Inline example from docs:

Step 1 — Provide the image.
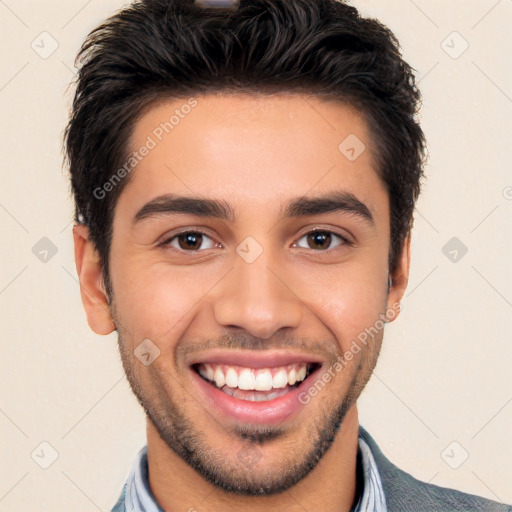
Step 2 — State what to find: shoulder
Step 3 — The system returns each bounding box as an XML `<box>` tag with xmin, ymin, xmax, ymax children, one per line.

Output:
<box><xmin>359</xmin><ymin>427</ymin><xmax>511</xmax><ymax>512</ymax></box>
<box><xmin>379</xmin><ymin>460</ymin><xmax>510</xmax><ymax>512</ymax></box>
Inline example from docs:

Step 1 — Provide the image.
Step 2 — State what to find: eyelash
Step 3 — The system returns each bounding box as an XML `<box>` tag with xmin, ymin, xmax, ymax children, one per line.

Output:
<box><xmin>158</xmin><ymin>229</ymin><xmax>353</xmax><ymax>253</ymax></box>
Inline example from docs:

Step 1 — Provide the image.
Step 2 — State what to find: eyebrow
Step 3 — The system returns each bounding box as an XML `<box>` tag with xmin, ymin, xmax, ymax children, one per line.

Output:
<box><xmin>282</xmin><ymin>191</ymin><xmax>374</xmax><ymax>225</ymax></box>
<box><xmin>134</xmin><ymin>194</ymin><xmax>235</xmax><ymax>223</ymax></box>
<box><xmin>133</xmin><ymin>191</ymin><xmax>374</xmax><ymax>226</ymax></box>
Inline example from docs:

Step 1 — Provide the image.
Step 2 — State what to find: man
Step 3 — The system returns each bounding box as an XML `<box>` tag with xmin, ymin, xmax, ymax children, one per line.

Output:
<box><xmin>65</xmin><ymin>0</ymin><xmax>510</xmax><ymax>510</ymax></box>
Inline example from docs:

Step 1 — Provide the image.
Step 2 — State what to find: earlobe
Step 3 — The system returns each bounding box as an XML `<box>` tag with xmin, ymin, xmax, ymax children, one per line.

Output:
<box><xmin>72</xmin><ymin>224</ymin><xmax>116</xmax><ymax>335</ymax></box>
<box><xmin>385</xmin><ymin>235</ymin><xmax>411</xmax><ymax>322</ymax></box>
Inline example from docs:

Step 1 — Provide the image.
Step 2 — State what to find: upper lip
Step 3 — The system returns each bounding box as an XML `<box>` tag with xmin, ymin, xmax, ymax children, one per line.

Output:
<box><xmin>188</xmin><ymin>350</ymin><xmax>324</xmax><ymax>369</ymax></box>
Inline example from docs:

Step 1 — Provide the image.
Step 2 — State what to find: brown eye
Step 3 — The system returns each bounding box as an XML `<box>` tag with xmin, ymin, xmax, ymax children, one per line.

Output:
<box><xmin>177</xmin><ymin>232</ymin><xmax>203</xmax><ymax>250</ymax></box>
<box><xmin>161</xmin><ymin>231</ymin><xmax>217</xmax><ymax>252</ymax></box>
<box><xmin>295</xmin><ymin>230</ymin><xmax>349</xmax><ymax>251</ymax></box>
<box><xmin>307</xmin><ymin>231</ymin><xmax>332</xmax><ymax>250</ymax></box>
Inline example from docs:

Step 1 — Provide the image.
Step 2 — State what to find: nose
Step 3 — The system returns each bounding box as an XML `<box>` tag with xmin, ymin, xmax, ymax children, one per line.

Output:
<box><xmin>212</xmin><ymin>250</ymin><xmax>304</xmax><ymax>340</ymax></box>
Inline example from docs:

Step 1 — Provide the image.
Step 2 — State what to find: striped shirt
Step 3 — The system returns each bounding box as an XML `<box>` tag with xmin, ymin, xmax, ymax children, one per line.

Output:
<box><xmin>118</xmin><ymin>431</ymin><xmax>387</xmax><ymax>512</ymax></box>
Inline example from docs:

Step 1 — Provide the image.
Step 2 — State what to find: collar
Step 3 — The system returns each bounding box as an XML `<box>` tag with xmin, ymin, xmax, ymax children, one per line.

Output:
<box><xmin>118</xmin><ymin>426</ymin><xmax>387</xmax><ymax>512</ymax></box>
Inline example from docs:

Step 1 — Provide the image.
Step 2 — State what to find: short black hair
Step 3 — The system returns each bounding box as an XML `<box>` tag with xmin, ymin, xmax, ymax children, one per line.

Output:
<box><xmin>64</xmin><ymin>0</ymin><xmax>426</xmax><ymax>293</ymax></box>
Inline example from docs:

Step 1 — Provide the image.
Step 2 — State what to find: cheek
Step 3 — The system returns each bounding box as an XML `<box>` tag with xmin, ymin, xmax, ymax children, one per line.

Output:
<box><xmin>110</xmin><ymin>257</ymin><xmax>210</xmax><ymax>346</ymax></box>
<box><xmin>295</xmin><ymin>261</ymin><xmax>387</xmax><ymax>349</ymax></box>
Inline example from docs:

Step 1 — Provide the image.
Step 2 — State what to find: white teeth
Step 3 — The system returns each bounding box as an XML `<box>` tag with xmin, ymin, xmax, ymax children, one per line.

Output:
<box><xmin>272</xmin><ymin>369</ymin><xmax>288</xmax><ymax>389</ymax></box>
<box><xmin>221</xmin><ymin>386</ymin><xmax>290</xmax><ymax>402</ymax></box>
<box><xmin>238</xmin><ymin>369</ymin><xmax>256</xmax><ymax>390</ymax></box>
<box><xmin>222</xmin><ymin>385</ymin><xmax>234</xmax><ymax>397</ymax></box>
<box><xmin>225</xmin><ymin>367</ymin><xmax>238</xmax><ymax>388</ymax></box>
<box><xmin>213</xmin><ymin>367</ymin><xmax>225</xmax><ymax>388</ymax></box>
<box><xmin>266</xmin><ymin>390</ymin><xmax>283</xmax><ymax>400</ymax></box>
<box><xmin>296</xmin><ymin>365</ymin><xmax>307</xmax><ymax>382</ymax></box>
<box><xmin>198</xmin><ymin>366</ymin><xmax>208</xmax><ymax>379</ymax></box>
<box><xmin>204</xmin><ymin>364</ymin><xmax>214</xmax><ymax>381</ymax></box>
<box><xmin>255</xmin><ymin>370</ymin><xmax>273</xmax><ymax>391</ymax></box>
<box><xmin>198</xmin><ymin>362</ymin><xmax>312</xmax><ymax>392</ymax></box>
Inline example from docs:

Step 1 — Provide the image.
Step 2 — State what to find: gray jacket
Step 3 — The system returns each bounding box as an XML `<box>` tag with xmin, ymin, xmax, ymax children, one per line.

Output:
<box><xmin>111</xmin><ymin>427</ymin><xmax>511</xmax><ymax>511</ymax></box>
<box><xmin>359</xmin><ymin>427</ymin><xmax>510</xmax><ymax>512</ymax></box>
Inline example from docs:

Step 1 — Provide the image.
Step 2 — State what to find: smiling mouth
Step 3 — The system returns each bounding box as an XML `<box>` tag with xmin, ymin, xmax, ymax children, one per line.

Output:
<box><xmin>192</xmin><ymin>362</ymin><xmax>321</xmax><ymax>402</ymax></box>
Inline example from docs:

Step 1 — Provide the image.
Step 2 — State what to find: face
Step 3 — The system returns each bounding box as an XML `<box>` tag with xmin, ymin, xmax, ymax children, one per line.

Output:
<box><xmin>75</xmin><ymin>93</ymin><xmax>409</xmax><ymax>495</ymax></box>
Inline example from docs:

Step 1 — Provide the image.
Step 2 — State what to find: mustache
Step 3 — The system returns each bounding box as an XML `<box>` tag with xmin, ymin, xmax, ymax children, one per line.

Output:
<box><xmin>177</xmin><ymin>332</ymin><xmax>341</xmax><ymax>360</ymax></box>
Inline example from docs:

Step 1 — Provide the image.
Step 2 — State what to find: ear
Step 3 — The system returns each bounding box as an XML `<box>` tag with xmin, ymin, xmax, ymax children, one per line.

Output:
<box><xmin>385</xmin><ymin>234</ymin><xmax>411</xmax><ymax>322</ymax></box>
<box><xmin>72</xmin><ymin>224</ymin><xmax>115</xmax><ymax>335</ymax></box>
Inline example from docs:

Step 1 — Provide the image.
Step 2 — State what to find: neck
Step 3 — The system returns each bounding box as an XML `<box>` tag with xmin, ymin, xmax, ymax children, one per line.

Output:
<box><xmin>147</xmin><ymin>405</ymin><xmax>360</xmax><ymax>512</ymax></box>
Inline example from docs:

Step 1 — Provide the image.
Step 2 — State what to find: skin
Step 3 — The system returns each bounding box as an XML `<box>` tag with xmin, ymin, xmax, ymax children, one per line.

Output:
<box><xmin>73</xmin><ymin>94</ymin><xmax>410</xmax><ymax>512</ymax></box>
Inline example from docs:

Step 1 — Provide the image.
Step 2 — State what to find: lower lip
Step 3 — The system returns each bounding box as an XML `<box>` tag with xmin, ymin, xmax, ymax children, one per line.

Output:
<box><xmin>190</xmin><ymin>366</ymin><xmax>321</xmax><ymax>425</ymax></box>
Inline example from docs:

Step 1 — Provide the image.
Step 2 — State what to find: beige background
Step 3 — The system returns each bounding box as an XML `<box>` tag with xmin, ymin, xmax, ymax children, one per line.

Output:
<box><xmin>1</xmin><ymin>0</ymin><xmax>511</xmax><ymax>510</ymax></box>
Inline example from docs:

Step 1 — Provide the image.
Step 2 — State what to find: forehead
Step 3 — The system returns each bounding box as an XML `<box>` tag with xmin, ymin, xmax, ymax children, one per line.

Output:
<box><xmin>121</xmin><ymin>93</ymin><xmax>387</xmax><ymax>220</ymax></box>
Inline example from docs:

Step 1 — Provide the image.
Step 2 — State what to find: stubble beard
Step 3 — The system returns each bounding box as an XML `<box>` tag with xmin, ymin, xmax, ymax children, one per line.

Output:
<box><xmin>114</xmin><ymin>322</ymin><xmax>382</xmax><ymax>496</ymax></box>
